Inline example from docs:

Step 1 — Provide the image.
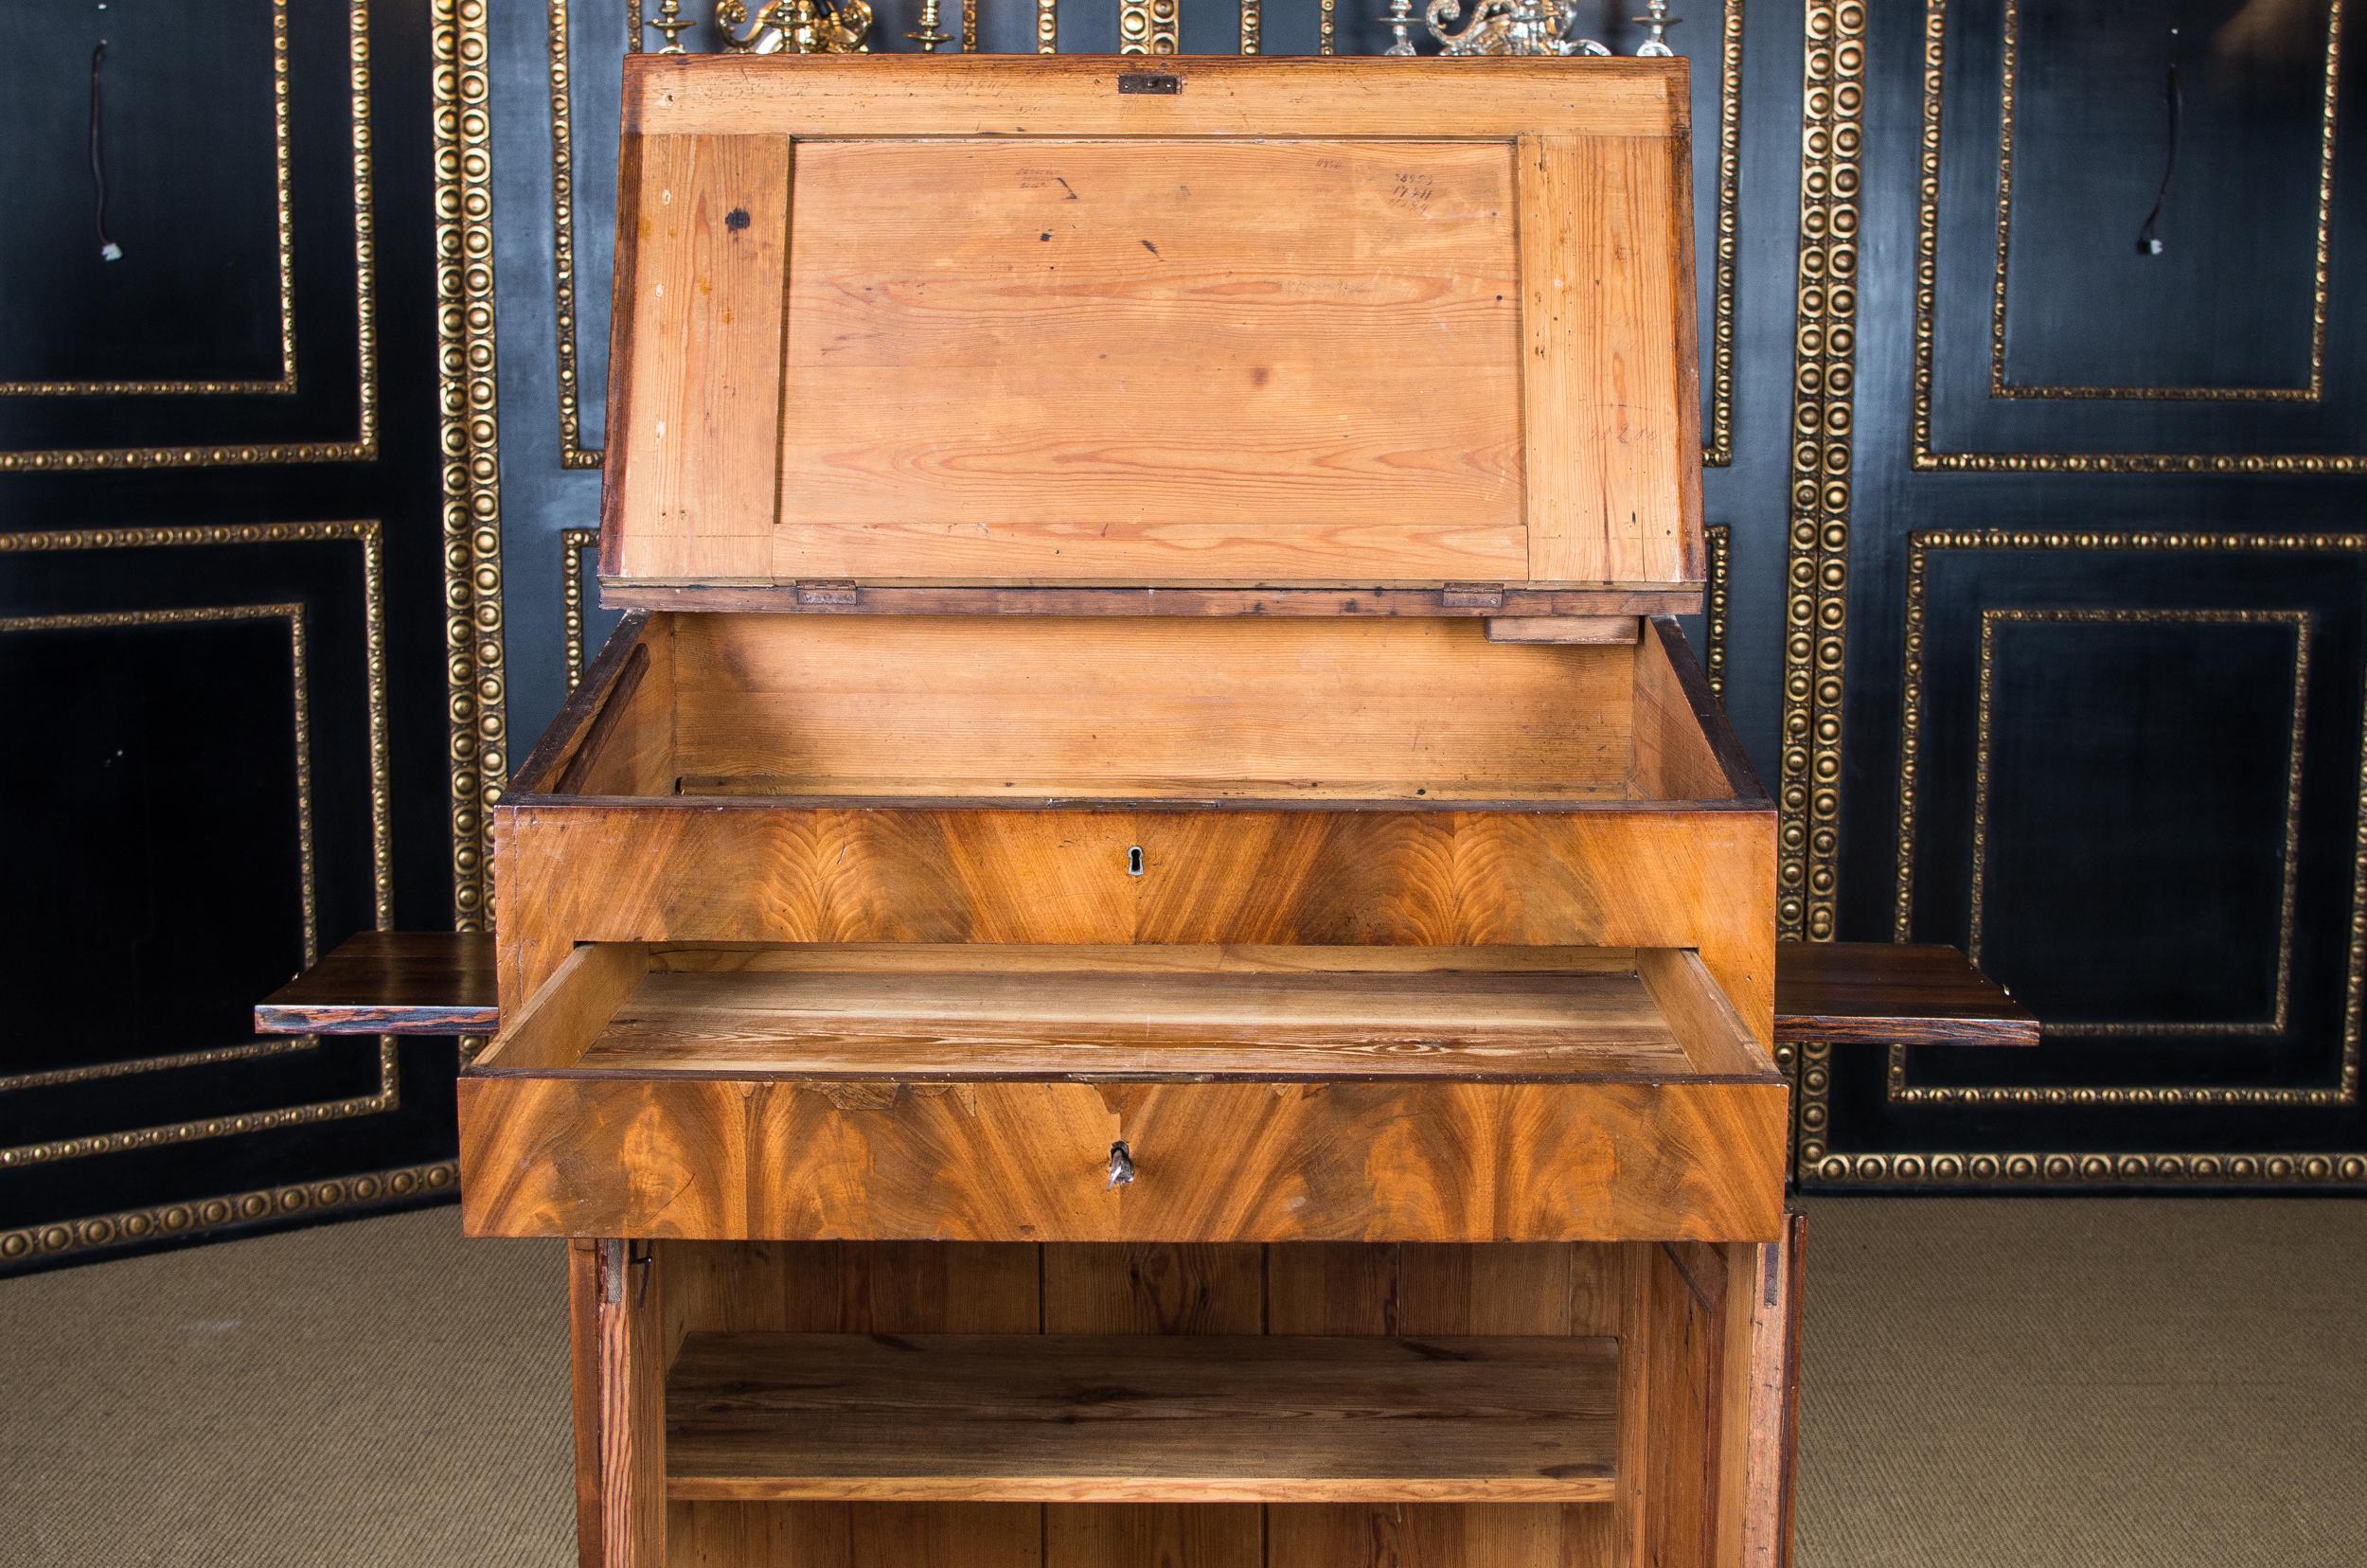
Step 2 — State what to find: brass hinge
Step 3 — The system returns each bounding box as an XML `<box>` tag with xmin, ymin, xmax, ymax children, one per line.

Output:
<box><xmin>796</xmin><ymin>579</ymin><xmax>861</xmax><ymax>607</ymax></box>
<box><xmin>598</xmin><ymin>1238</ymin><xmax>652</xmax><ymax>1306</ymax></box>
<box><xmin>1441</xmin><ymin>583</ymin><xmax>1506</xmax><ymax>611</ymax></box>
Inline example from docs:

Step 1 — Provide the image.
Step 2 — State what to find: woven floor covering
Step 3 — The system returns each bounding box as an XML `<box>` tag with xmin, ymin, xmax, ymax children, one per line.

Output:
<box><xmin>2</xmin><ymin>1197</ymin><xmax>2360</xmax><ymax>1566</ymax></box>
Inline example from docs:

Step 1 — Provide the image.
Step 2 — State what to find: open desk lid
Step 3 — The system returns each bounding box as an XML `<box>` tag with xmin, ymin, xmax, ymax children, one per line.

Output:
<box><xmin>599</xmin><ymin>55</ymin><xmax>1703</xmax><ymax>615</ymax></box>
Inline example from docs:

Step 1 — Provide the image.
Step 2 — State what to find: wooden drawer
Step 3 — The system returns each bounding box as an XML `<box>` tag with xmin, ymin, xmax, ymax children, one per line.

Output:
<box><xmin>493</xmin><ymin>612</ymin><xmax>1777</xmax><ymax>1030</ymax></box>
<box><xmin>457</xmin><ymin>942</ymin><xmax>1788</xmax><ymax>1244</ymax></box>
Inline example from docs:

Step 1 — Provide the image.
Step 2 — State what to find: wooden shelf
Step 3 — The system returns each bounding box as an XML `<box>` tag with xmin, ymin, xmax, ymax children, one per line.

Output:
<box><xmin>664</xmin><ymin>1331</ymin><xmax>1619</xmax><ymax>1505</ymax></box>
<box><xmin>253</xmin><ymin>931</ymin><xmax>499</xmax><ymax>1036</ymax></box>
<box><xmin>1773</xmin><ymin>941</ymin><xmax>2038</xmax><ymax>1048</ymax></box>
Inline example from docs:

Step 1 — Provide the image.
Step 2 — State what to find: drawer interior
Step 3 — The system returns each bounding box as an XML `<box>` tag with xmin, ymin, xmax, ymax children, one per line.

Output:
<box><xmin>528</xmin><ymin>613</ymin><xmax>1758</xmax><ymax>806</ymax></box>
<box><xmin>470</xmin><ymin>942</ymin><xmax>1774</xmax><ymax>1083</ymax></box>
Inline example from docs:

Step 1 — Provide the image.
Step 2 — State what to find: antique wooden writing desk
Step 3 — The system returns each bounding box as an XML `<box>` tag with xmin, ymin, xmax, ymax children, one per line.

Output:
<box><xmin>259</xmin><ymin>52</ymin><xmax>2052</xmax><ymax>1568</ymax></box>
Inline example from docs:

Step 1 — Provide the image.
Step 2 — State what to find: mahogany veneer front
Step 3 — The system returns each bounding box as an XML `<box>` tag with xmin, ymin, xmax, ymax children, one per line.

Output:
<box><xmin>459</xmin><ymin>943</ymin><xmax>1787</xmax><ymax>1244</ymax></box>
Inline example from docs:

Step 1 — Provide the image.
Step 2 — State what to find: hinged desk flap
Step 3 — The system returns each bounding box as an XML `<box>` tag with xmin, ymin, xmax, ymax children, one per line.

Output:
<box><xmin>600</xmin><ymin>55</ymin><xmax>1703</xmax><ymax>612</ymax></box>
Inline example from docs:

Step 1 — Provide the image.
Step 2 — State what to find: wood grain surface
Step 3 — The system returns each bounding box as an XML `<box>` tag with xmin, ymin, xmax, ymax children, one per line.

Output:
<box><xmin>492</xmin><ymin>799</ymin><xmax>1776</xmax><ymax>1038</ymax></box>
<box><xmin>557</xmin><ymin>948</ymin><xmax>1763</xmax><ymax>1082</ymax></box>
<box><xmin>1771</xmin><ymin>942</ymin><xmax>2038</xmax><ymax>1048</ymax></box>
<box><xmin>667</xmin><ymin>613</ymin><xmax>1638</xmax><ymax>801</ymax></box>
<box><xmin>624</xmin><ymin>54</ymin><xmax>1687</xmax><ymax>141</ymax></box>
<box><xmin>775</xmin><ymin>139</ymin><xmax>1523</xmax><ymax>585</ymax></box>
<box><xmin>602</xmin><ymin>135</ymin><xmax>790</xmax><ymax>582</ymax></box>
<box><xmin>662</xmin><ymin>1239</ymin><xmax>1043</xmax><ymax>1566</ymax></box>
<box><xmin>599</xmin><ymin>56</ymin><xmax>1702</xmax><ymax>602</ymax></box>
<box><xmin>460</xmin><ymin>941</ymin><xmax>1787</xmax><ymax>1248</ymax></box>
<box><xmin>666</xmin><ymin>1332</ymin><xmax>1617</xmax><ymax>1504</ymax></box>
<box><xmin>251</xmin><ymin>931</ymin><xmax>498</xmax><ymax>1035</ymax></box>
<box><xmin>643</xmin><ymin>1236</ymin><xmax>1799</xmax><ymax>1567</ymax></box>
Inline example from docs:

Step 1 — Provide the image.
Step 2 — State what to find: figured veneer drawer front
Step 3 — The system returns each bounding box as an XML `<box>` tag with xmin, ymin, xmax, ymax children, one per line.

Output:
<box><xmin>456</xmin><ymin>944</ymin><xmax>1789</xmax><ymax>1244</ymax></box>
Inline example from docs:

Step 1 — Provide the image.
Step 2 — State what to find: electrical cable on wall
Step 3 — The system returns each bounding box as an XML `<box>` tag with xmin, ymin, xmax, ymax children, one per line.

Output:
<box><xmin>92</xmin><ymin>40</ymin><xmax>123</xmax><ymax>262</ymax></box>
<box><xmin>2137</xmin><ymin>29</ymin><xmax>2181</xmax><ymax>256</ymax></box>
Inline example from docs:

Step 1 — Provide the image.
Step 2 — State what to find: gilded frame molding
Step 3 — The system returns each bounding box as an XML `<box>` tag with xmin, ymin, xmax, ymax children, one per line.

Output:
<box><xmin>562</xmin><ymin>526</ymin><xmax>599</xmax><ymax>686</ymax></box>
<box><xmin>1985</xmin><ymin>0</ymin><xmax>2339</xmax><ymax>403</ymax></box>
<box><xmin>548</xmin><ymin>0</ymin><xmax>602</xmax><ymax>468</ymax></box>
<box><xmin>1703</xmin><ymin>522</ymin><xmax>1732</xmax><ymax>702</ymax></box>
<box><xmin>1798</xmin><ymin>530</ymin><xmax>2367</xmax><ymax>1188</ymax></box>
<box><xmin>1892</xmin><ymin>603</ymin><xmax>2323</xmax><ymax>1107</ymax></box>
<box><xmin>1120</xmin><ymin>0</ymin><xmax>1181</xmax><ymax>52</ymax></box>
<box><xmin>0</xmin><ymin>522</ymin><xmax>398</xmax><ymax>1167</ymax></box>
<box><xmin>436</xmin><ymin>0</ymin><xmax>511</xmax><ymax>932</ymax></box>
<box><xmin>0</xmin><ymin>1160</ymin><xmax>458</xmax><ymax>1270</ymax></box>
<box><xmin>1911</xmin><ymin>0</ymin><xmax>2365</xmax><ymax>473</ymax></box>
<box><xmin>544</xmin><ymin>0</ymin><xmax>1741</xmax><ymax>465</ymax></box>
<box><xmin>0</xmin><ymin>0</ymin><xmax>380</xmax><ymax>472</ymax></box>
<box><xmin>0</xmin><ymin>0</ymin><xmax>297</xmax><ymax>399</ymax></box>
<box><xmin>1777</xmin><ymin>0</ymin><xmax>1863</xmax><ymax>966</ymax></box>
<box><xmin>1960</xmin><ymin>610</ymin><xmax>2306</xmax><ymax>1045</ymax></box>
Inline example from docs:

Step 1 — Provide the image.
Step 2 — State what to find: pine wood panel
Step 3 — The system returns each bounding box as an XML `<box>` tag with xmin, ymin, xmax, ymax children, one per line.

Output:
<box><xmin>663</xmin><ymin>1240</ymin><xmax>1042</xmax><ymax>1567</ymax></box>
<box><xmin>1041</xmin><ymin>1243</ymin><xmax>1265</xmax><ymax>1567</ymax></box>
<box><xmin>583</xmin><ymin>1242</ymin><xmax>666</xmax><ymax>1568</ymax></box>
<box><xmin>667</xmin><ymin>614</ymin><xmax>1635</xmax><ymax>801</ymax></box>
<box><xmin>773</xmin><ymin>138</ymin><xmax>1522</xmax><ymax>585</ymax></box>
<box><xmin>1519</xmin><ymin>135</ymin><xmax>1700</xmax><ymax>587</ymax></box>
<box><xmin>1262</xmin><ymin>1243</ymin><xmax>1623</xmax><ymax>1567</ymax></box>
<box><xmin>599</xmin><ymin>57</ymin><xmax>1702</xmax><ymax>602</ymax></box>
<box><xmin>666</xmin><ymin>1332</ymin><xmax>1618</xmax><ymax>1503</ymax></box>
<box><xmin>602</xmin><ymin>135</ymin><xmax>790</xmax><ymax>582</ymax></box>
<box><xmin>1631</xmin><ymin>616</ymin><xmax>1752</xmax><ymax>801</ymax></box>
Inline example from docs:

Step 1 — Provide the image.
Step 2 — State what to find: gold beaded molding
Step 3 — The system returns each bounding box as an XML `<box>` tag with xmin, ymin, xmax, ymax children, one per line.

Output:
<box><xmin>562</xmin><ymin>526</ymin><xmax>599</xmax><ymax>688</ymax></box>
<box><xmin>0</xmin><ymin>0</ymin><xmax>378</xmax><ymax>471</ymax></box>
<box><xmin>0</xmin><ymin>1162</ymin><xmax>458</xmax><ymax>1270</ymax></box>
<box><xmin>1778</xmin><ymin>0</ymin><xmax>1863</xmax><ymax>954</ymax></box>
<box><xmin>1120</xmin><ymin>0</ymin><xmax>1180</xmax><ymax>52</ymax></box>
<box><xmin>1702</xmin><ymin>0</ymin><xmax>1743</xmax><ymax>466</ymax></box>
<box><xmin>1702</xmin><ymin>524</ymin><xmax>1732</xmax><ymax>703</ymax></box>
<box><xmin>546</xmin><ymin>0</ymin><xmax>601</xmax><ymax>467</ymax></box>
<box><xmin>435</xmin><ymin>0</ymin><xmax>510</xmax><ymax>931</ymax></box>
<box><xmin>1810</xmin><ymin>1149</ymin><xmax>2367</xmax><ymax>1188</ymax></box>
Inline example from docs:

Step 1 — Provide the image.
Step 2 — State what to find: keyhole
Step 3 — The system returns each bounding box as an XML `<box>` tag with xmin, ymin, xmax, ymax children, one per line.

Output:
<box><xmin>1128</xmin><ymin>845</ymin><xmax>1145</xmax><ymax>877</ymax></box>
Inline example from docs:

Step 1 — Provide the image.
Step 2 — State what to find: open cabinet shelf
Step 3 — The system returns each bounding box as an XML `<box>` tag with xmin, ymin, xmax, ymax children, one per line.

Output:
<box><xmin>665</xmin><ymin>1330</ymin><xmax>1620</xmax><ymax>1505</ymax></box>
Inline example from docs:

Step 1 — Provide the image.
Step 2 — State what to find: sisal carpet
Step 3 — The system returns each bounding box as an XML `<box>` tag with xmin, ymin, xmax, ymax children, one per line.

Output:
<box><xmin>1</xmin><ymin>1198</ymin><xmax>2360</xmax><ymax>1566</ymax></box>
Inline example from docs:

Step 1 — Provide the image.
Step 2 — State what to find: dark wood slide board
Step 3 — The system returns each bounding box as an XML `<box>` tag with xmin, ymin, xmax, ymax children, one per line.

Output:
<box><xmin>260</xmin><ymin>933</ymin><xmax>2035</xmax><ymax>1050</ymax></box>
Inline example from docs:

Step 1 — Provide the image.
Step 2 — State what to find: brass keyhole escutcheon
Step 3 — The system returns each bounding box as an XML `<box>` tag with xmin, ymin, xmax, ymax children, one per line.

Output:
<box><xmin>1127</xmin><ymin>845</ymin><xmax>1145</xmax><ymax>877</ymax></box>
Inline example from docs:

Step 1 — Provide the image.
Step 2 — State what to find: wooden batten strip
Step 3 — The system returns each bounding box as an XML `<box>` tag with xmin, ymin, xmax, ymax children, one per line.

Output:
<box><xmin>602</xmin><ymin>135</ymin><xmax>791</xmax><ymax>582</ymax></box>
<box><xmin>625</xmin><ymin>54</ymin><xmax>1686</xmax><ymax>141</ymax></box>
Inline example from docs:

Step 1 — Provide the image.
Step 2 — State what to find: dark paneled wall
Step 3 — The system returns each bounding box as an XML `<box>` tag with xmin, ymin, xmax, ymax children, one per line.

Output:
<box><xmin>0</xmin><ymin>0</ymin><xmax>479</xmax><ymax>1271</ymax></box>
